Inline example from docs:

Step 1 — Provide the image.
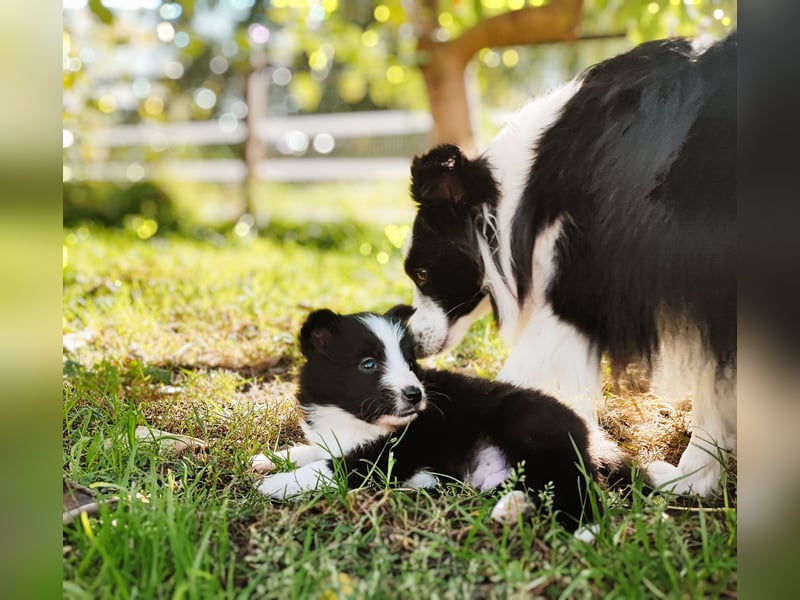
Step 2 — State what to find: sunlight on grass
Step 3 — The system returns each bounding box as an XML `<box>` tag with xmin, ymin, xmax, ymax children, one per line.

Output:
<box><xmin>63</xmin><ymin>182</ymin><xmax>735</xmax><ymax>598</ymax></box>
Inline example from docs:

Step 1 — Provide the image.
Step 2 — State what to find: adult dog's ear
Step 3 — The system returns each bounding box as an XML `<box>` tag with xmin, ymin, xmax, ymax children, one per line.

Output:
<box><xmin>410</xmin><ymin>144</ymin><xmax>499</xmax><ymax>209</ymax></box>
<box><xmin>299</xmin><ymin>309</ymin><xmax>340</xmax><ymax>356</ymax></box>
<box><xmin>384</xmin><ymin>304</ymin><xmax>415</xmax><ymax>324</ymax></box>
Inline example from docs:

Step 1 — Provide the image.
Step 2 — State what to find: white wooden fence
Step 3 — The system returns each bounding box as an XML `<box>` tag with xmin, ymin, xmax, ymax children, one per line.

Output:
<box><xmin>71</xmin><ymin>110</ymin><xmax>434</xmax><ymax>183</ymax></box>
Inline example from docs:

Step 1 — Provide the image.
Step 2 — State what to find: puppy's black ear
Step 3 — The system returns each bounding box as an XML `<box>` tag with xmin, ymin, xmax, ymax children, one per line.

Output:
<box><xmin>410</xmin><ymin>144</ymin><xmax>499</xmax><ymax>209</ymax></box>
<box><xmin>299</xmin><ymin>309</ymin><xmax>340</xmax><ymax>356</ymax></box>
<box><xmin>384</xmin><ymin>304</ymin><xmax>415</xmax><ymax>324</ymax></box>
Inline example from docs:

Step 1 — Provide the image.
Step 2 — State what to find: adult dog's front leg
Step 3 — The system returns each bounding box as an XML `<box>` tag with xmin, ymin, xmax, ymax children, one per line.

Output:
<box><xmin>497</xmin><ymin>304</ymin><xmax>601</xmax><ymax>426</ymax></box>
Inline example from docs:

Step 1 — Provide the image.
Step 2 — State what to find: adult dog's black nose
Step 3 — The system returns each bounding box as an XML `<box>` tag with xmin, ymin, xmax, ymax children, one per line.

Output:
<box><xmin>402</xmin><ymin>385</ymin><xmax>423</xmax><ymax>405</ymax></box>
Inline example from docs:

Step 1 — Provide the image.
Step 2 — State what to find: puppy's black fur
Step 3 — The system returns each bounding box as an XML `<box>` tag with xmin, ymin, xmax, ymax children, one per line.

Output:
<box><xmin>297</xmin><ymin>306</ymin><xmax>604</xmax><ymax>526</ymax></box>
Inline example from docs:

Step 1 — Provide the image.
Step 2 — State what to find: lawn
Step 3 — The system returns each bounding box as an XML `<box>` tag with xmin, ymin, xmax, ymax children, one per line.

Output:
<box><xmin>62</xmin><ymin>181</ymin><xmax>736</xmax><ymax>598</ymax></box>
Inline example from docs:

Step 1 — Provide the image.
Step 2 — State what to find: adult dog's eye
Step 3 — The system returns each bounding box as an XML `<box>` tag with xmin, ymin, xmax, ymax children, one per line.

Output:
<box><xmin>359</xmin><ymin>358</ymin><xmax>377</xmax><ymax>372</ymax></box>
<box><xmin>413</xmin><ymin>268</ymin><xmax>428</xmax><ymax>285</ymax></box>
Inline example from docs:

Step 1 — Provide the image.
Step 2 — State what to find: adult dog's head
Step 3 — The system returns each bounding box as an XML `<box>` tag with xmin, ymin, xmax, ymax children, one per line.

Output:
<box><xmin>404</xmin><ymin>144</ymin><xmax>500</xmax><ymax>357</ymax></box>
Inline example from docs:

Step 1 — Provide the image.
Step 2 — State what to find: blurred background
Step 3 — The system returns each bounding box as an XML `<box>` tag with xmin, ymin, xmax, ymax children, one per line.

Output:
<box><xmin>62</xmin><ymin>0</ymin><xmax>736</xmax><ymax>236</ymax></box>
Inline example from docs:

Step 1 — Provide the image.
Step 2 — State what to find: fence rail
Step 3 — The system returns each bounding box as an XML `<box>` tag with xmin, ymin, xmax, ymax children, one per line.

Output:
<box><xmin>83</xmin><ymin>110</ymin><xmax>433</xmax><ymax>149</ymax></box>
<box><xmin>69</xmin><ymin>110</ymin><xmax>432</xmax><ymax>182</ymax></box>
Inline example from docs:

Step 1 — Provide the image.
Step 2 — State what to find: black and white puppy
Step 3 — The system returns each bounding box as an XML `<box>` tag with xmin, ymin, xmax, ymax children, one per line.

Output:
<box><xmin>253</xmin><ymin>307</ymin><xmax>606</xmax><ymax>527</ymax></box>
<box><xmin>403</xmin><ymin>34</ymin><xmax>736</xmax><ymax>497</ymax></box>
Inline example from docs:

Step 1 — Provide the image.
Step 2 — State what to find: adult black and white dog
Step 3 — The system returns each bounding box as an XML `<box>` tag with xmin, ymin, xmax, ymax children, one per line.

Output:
<box><xmin>403</xmin><ymin>34</ymin><xmax>736</xmax><ymax>497</ymax></box>
<box><xmin>253</xmin><ymin>307</ymin><xmax>613</xmax><ymax>527</ymax></box>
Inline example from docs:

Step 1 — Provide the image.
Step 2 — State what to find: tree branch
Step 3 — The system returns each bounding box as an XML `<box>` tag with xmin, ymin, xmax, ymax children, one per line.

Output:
<box><xmin>452</xmin><ymin>0</ymin><xmax>584</xmax><ymax>66</ymax></box>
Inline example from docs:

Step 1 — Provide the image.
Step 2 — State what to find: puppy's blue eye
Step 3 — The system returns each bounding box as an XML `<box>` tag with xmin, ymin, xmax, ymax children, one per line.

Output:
<box><xmin>359</xmin><ymin>358</ymin><xmax>377</xmax><ymax>372</ymax></box>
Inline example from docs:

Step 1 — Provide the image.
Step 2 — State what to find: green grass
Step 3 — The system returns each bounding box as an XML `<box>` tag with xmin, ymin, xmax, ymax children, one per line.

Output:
<box><xmin>63</xmin><ymin>183</ymin><xmax>736</xmax><ymax>598</ymax></box>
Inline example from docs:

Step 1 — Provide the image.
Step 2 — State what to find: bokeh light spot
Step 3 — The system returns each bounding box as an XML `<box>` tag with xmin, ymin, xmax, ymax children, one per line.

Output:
<box><xmin>156</xmin><ymin>22</ymin><xmax>175</xmax><ymax>43</ymax></box>
<box><xmin>312</xmin><ymin>133</ymin><xmax>335</xmax><ymax>154</ymax></box>
<box><xmin>193</xmin><ymin>88</ymin><xmax>217</xmax><ymax>110</ymax></box>
<box><xmin>502</xmin><ymin>49</ymin><xmax>519</xmax><ymax>68</ymax></box>
<box><xmin>434</xmin><ymin>28</ymin><xmax>450</xmax><ymax>42</ymax></box>
<box><xmin>249</xmin><ymin>24</ymin><xmax>270</xmax><ymax>45</ymax></box>
<box><xmin>384</xmin><ymin>224</ymin><xmax>410</xmax><ymax>249</ymax></box>
<box><xmin>98</xmin><ymin>95</ymin><xmax>117</xmax><ymax>113</ymax></box>
<box><xmin>210</xmin><ymin>56</ymin><xmax>229</xmax><ymax>75</ymax></box>
<box><xmin>386</xmin><ymin>65</ymin><xmax>404</xmax><ymax>84</ymax></box>
<box><xmin>136</xmin><ymin>219</ymin><xmax>158</xmax><ymax>240</ymax></box>
<box><xmin>159</xmin><ymin>3</ymin><xmax>182</xmax><ymax>19</ymax></box>
<box><xmin>284</xmin><ymin>130</ymin><xmax>309</xmax><ymax>154</ymax></box>
<box><xmin>480</xmin><ymin>49</ymin><xmax>500</xmax><ymax>68</ymax></box>
<box><xmin>361</xmin><ymin>30</ymin><xmax>379</xmax><ymax>48</ymax></box>
<box><xmin>218</xmin><ymin>113</ymin><xmax>239</xmax><ymax>132</ymax></box>
<box><xmin>132</xmin><ymin>77</ymin><xmax>151</xmax><ymax>99</ymax></box>
<box><xmin>79</xmin><ymin>48</ymin><xmax>96</xmax><ymax>64</ymax></box>
<box><xmin>144</xmin><ymin>96</ymin><xmax>164</xmax><ymax>115</ymax></box>
<box><xmin>126</xmin><ymin>163</ymin><xmax>145</xmax><ymax>182</ymax></box>
<box><xmin>63</xmin><ymin>129</ymin><xmax>75</xmax><ymax>149</ymax></box>
<box><xmin>309</xmin><ymin>50</ymin><xmax>328</xmax><ymax>71</ymax></box>
<box><xmin>337</xmin><ymin>70</ymin><xmax>367</xmax><ymax>103</ymax></box>
<box><xmin>272</xmin><ymin>66</ymin><xmax>292</xmax><ymax>86</ymax></box>
<box><xmin>376</xmin><ymin>252</ymin><xmax>389</xmax><ymax>265</ymax></box>
<box><xmin>174</xmin><ymin>31</ymin><xmax>190</xmax><ymax>48</ymax></box>
<box><xmin>234</xmin><ymin>221</ymin><xmax>251</xmax><ymax>237</ymax></box>
<box><xmin>374</xmin><ymin>5</ymin><xmax>390</xmax><ymax>22</ymax></box>
<box><xmin>231</xmin><ymin>100</ymin><xmax>249</xmax><ymax>118</ymax></box>
<box><xmin>165</xmin><ymin>61</ymin><xmax>184</xmax><ymax>79</ymax></box>
<box><xmin>148</xmin><ymin>132</ymin><xmax>169</xmax><ymax>152</ymax></box>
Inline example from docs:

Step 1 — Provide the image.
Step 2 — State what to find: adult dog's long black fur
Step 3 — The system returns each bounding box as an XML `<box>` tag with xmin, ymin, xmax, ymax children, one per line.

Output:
<box><xmin>403</xmin><ymin>34</ymin><xmax>736</xmax><ymax>496</ymax></box>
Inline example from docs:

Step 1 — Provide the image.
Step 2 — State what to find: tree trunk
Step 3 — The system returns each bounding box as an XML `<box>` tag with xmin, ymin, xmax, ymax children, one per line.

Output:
<box><xmin>413</xmin><ymin>0</ymin><xmax>584</xmax><ymax>157</ymax></box>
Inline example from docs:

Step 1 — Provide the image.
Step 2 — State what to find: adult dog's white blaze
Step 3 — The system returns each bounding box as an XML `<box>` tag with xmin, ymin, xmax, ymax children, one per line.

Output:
<box><xmin>407</xmin><ymin>290</ymin><xmax>449</xmax><ymax>357</ymax></box>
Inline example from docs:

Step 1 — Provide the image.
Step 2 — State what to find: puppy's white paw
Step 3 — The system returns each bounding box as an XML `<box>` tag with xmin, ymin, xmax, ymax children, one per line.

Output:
<box><xmin>490</xmin><ymin>490</ymin><xmax>530</xmax><ymax>524</ymax></box>
<box><xmin>573</xmin><ymin>523</ymin><xmax>600</xmax><ymax>544</ymax></box>
<box><xmin>250</xmin><ymin>453</ymin><xmax>276</xmax><ymax>474</ymax></box>
<box><xmin>256</xmin><ymin>460</ymin><xmax>334</xmax><ymax>499</ymax></box>
<box><xmin>257</xmin><ymin>472</ymin><xmax>304</xmax><ymax>499</ymax></box>
<box><xmin>404</xmin><ymin>471</ymin><xmax>439</xmax><ymax>489</ymax></box>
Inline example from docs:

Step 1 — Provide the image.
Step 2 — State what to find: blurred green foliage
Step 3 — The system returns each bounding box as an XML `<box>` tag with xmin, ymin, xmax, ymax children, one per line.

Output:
<box><xmin>65</xmin><ymin>0</ymin><xmax>737</xmax><ymax>125</ymax></box>
<box><xmin>63</xmin><ymin>0</ymin><xmax>736</xmax><ymax>230</ymax></box>
<box><xmin>64</xmin><ymin>181</ymin><xmax>178</xmax><ymax>232</ymax></box>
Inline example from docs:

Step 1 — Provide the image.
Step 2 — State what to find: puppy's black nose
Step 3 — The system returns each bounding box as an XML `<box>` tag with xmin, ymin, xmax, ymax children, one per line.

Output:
<box><xmin>402</xmin><ymin>385</ymin><xmax>423</xmax><ymax>405</ymax></box>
